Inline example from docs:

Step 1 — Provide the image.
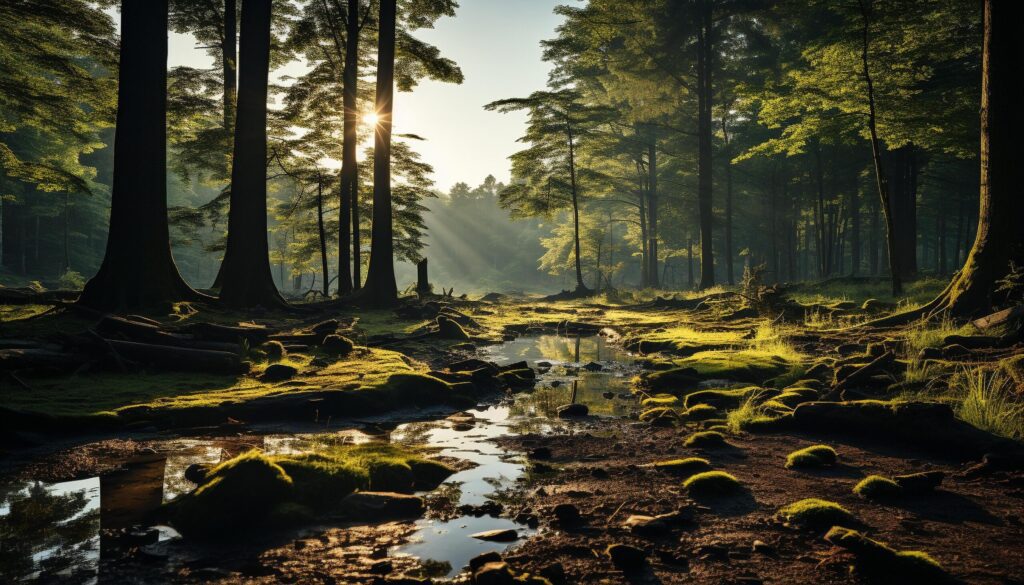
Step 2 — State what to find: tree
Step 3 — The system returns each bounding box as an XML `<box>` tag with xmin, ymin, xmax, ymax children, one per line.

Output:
<box><xmin>486</xmin><ymin>90</ymin><xmax>609</xmax><ymax>294</ymax></box>
<box><xmin>217</xmin><ymin>0</ymin><xmax>286</xmax><ymax>308</ymax></box>
<box><xmin>78</xmin><ymin>0</ymin><xmax>202</xmax><ymax>310</ymax></box>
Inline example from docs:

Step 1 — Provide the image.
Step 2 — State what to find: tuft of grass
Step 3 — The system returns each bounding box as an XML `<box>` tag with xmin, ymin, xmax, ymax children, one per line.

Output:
<box><xmin>752</xmin><ymin>321</ymin><xmax>807</xmax><ymax>363</ymax></box>
<box><xmin>778</xmin><ymin>498</ymin><xmax>857</xmax><ymax>531</ymax></box>
<box><xmin>651</xmin><ymin>457</ymin><xmax>712</xmax><ymax>477</ymax></box>
<box><xmin>904</xmin><ymin>315</ymin><xmax>974</xmax><ymax>356</ymax></box>
<box><xmin>950</xmin><ymin>367</ymin><xmax>1024</xmax><ymax>439</ymax></box>
<box><xmin>640</xmin><ymin>406</ymin><xmax>681</xmax><ymax>423</ymax></box>
<box><xmin>785</xmin><ymin>445</ymin><xmax>837</xmax><ymax>469</ymax></box>
<box><xmin>853</xmin><ymin>475</ymin><xmax>902</xmax><ymax>499</ymax></box>
<box><xmin>726</xmin><ymin>390</ymin><xmax>787</xmax><ymax>432</ymax></box>
<box><xmin>824</xmin><ymin>526</ymin><xmax>947</xmax><ymax>581</ymax></box>
<box><xmin>683</xmin><ymin>430</ymin><xmax>728</xmax><ymax>448</ymax></box>
<box><xmin>682</xmin><ymin>470</ymin><xmax>743</xmax><ymax>496</ymax></box>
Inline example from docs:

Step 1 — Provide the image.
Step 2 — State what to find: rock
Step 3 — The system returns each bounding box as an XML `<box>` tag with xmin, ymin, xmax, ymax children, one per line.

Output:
<box><xmin>184</xmin><ymin>463</ymin><xmax>210</xmax><ymax>485</ymax></box>
<box><xmin>893</xmin><ymin>471</ymin><xmax>945</xmax><ymax>494</ymax></box>
<box><xmin>470</xmin><ymin>529</ymin><xmax>519</xmax><ymax>542</ymax></box>
<box><xmin>474</xmin><ymin>561</ymin><xmax>515</xmax><ymax>585</ymax></box>
<box><xmin>590</xmin><ymin>467</ymin><xmax>609</xmax><ymax>479</ymax></box>
<box><xmin>623</xmin><ymin>514</ymin><xmax>669</xmax><ymax>537</ymax></box>
<box><xmin>339</xmin><ymin>492</ymin><xmax>424</xmax><ymax>520</ymax></box>
<box><xmin>514</xmin><ymin>511</ymin><xmax>539</xmax><ymax>528</ymax></box>
<box><xmin>642</xmin><ymin>367</ymin><xmax>702</xmax><ymax>392</ymax></box>
<box><xmin>436</xmin><ymin>315</ymin><xmax>471</xmax><ymax>340</ymax></box>
<box><xmin>528</xmin><ymin>446</ymin><xmax>552</xmax><ymax>460</ymax></box>
<box><xmin>538</xmin><ymin>562</ymin><xmax>566</xmax><ymax>584</ymax></box>
<box><xmin>972</xmin><ymin>306</ymin><xmax>1024</xmax><ymax>331</ymax></box>
<box><xmin>450</xmin><ymin>358</ymin><xmax>498</xmax><ymax>373</ymax></box>
<box><xmin>551</xmin><ymin>503</ymin><xmax>580</xmax><ymax>523</ymax></box>
<box><xmin>602</xmin><ymin>391</ymin><xmax>615</xmax><ymax>399</ymax></box>
<box><xmin>469</xmin><ymin>552</ymin><xmax>503</xmax><ymax>574</ymax></box>
<box><xmin>583</xmin><ymin>361</ymin><xmax>604</xmax><ymax>371</ymax></box>
<box><xmin>752</xmin><ymin>540</ymin><xmax>775</xmax><ymax>555</ymax></box>
<box><xmin>556</xmin><ymin>403</ymin><xmax>589</xmax><ymax>418</ymax></box>
<box><xmin>321</xmin><ymin>334</ymin><xmax>354</xmax><ymax>355</ymax></box>
<box><xmin>261</xmin><ymin>363</ymin><xmax>298</xmax><ymax>382</ymax></box>
<box><xmin>369</xmin><ymin>559</ymin><xmax>393</xmax><ymax>574</ymax></box>
<box><xmin>605</xmin><ymin>543</ymin><xmax>646</xmax><ymax>571</ymax></box>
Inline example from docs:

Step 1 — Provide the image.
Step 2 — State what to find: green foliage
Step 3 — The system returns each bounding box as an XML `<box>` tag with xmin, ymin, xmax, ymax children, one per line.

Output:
<box><xmin>949</xmin><ymin>367</ymin><xmax>1024</xmax><ymax>439</ymax></box>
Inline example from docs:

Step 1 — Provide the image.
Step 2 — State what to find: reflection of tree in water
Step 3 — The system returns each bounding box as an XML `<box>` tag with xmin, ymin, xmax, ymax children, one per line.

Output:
<box><xmin>0</xmin><ymin>482</ymin><xmax>99</xmax><ymax>583</ymax></box>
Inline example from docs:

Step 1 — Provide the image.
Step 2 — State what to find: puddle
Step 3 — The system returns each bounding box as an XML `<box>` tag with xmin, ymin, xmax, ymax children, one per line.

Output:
<box><xmin>0</xmin><ymin>334</ymin><xmax>636</xmax><ymax>582</ymax></box>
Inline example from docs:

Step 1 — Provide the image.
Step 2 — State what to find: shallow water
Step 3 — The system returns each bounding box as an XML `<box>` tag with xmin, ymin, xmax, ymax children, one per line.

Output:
<box><xmin>0</xmin><ymin>334</ymin><xmax>637</xmax><ymax>582</ymax></box>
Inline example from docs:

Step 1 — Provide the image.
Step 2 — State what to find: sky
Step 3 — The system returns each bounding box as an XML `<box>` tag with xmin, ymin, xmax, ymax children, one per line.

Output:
<box><xmin>164</xmin><ymin>0</ymin><xmax>566</xmax><ymax>194</ymax></box>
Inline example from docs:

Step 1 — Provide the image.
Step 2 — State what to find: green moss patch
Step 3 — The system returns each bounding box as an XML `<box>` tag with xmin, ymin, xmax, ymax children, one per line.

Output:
<box><xmin>173</xmin><ymin>443</ymin><xmax>454</xmax><ymax>538</ymax></box>
<box><xmin>683</xmin><ymin>430</ymin><xmax>727</xmax><ymax>448</ymax></box>
<box><xmin>683</xmin><ymin>386</ymin><xmax>766</xmax><ymax>409</ymax></box>
<box><xmin>640</xmin><ymin>406</ymin><xmax>681</xmax><ymax>423</ymax></box>
<box><xmin>686</xmin><ymin>403</ymin><xmax>721</xmax><ymax>420</ymax></box>
<box><xmin>785</xmin><ymin>445</ymin><xmax>838</xmax><ymax>469</ymax></box>
<box><xmin>824</xmin><ymin>526</ymin><xmax>948</xmax><ymax>582</ymax></box>
<box><xmin>651</xmin><ymin>457</ymin><xmax>712</xmax><ymax>477</ymax></box>
<box><xmin>623</xmin><ymin>326</ymin><xmax>742</xmax><ymax>357</ymax></box>
<box><xmin>678</xmin><ymin>350</ymin><xmax>798</xmax><ymax>383</ymax></box>
<box><xmin>778</xmin><ymin>498</ymin><xmax>857</xmax><ymax>531</ymax></box>
<box><xmin>683</xmin><ymin>470</ymin><xmax>743</xmax><ymax>497</ymax></box>
<box><xmin>853</xmin><ymin>475</ymin><xmax>902</xmax><ymax>500</ymax></box>
<box><xmin>640</xmin><ymin>394</ymin><xmax>680</xmax><ymax>407</ymax></box>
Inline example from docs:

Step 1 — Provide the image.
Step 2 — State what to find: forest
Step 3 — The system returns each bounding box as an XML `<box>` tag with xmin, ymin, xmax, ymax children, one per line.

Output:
<box><xmin>1</xmin><ymin>0</ymin><xmax>1022</xmax><ymax>584</ymax></box>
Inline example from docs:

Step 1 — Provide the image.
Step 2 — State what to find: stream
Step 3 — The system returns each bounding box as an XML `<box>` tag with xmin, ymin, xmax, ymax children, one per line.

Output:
<box><xmin>0</xmin><ymin>334</ymin><xmax>640</xmax><ymax>583</ymax></box>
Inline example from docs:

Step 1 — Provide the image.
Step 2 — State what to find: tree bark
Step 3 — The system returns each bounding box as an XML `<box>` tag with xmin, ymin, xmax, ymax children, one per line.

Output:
<box><xmin>338</xmin><ymin>0</ymin><xmax>359</xmax><ymax>295</ymax></box>
<box><xmin>79</xmin><ymin>0</ymin><xmax>201</xmax><ymax>311</ymax></box>
<box><xmin>722</xmin><ymin>115</ymin><xmax>734</xmax><ymax>285</ymax></box>
<box><xmin>566</xmin><ymin>123</ymin><xmax>587</xmax><ymax>292</ymax></box>
<box><xmin>647</xmin><ymin>140</ymin><xmax>659</xmax><ymax>288</ymax></box>
<box><xmin>929</xmin><ymin>0</ymin><xmax>1023</xmax><ymax>315</ymax></box>
<box><xmin>217</xmin><ymin>0</ymin><xmax>286</xmax><ymax>308</ymax></box>
<box><xmin>316</xmin><ymin>176</ymin><xmax>329</xmax><ymax>297</ymax></box>
<box><xmin>223</xmin><ymin>0</ymin><xmax>237</xmax><ymax>134</ymax></box>
<box><xmin>695</xmin><ymin>0</ymin><xmax>715</xmax><ymax>289</ymax></box>
<box><xmin>361</xmin><ymin>0</ymin><xmax>399</xmax><ymax>305</ymax></box>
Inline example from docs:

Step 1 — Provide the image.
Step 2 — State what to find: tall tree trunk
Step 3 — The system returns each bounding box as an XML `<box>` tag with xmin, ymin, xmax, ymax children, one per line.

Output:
<box><xmin>722</xmin><ymin>115</ymin><xmax>734</xmax><ymax>285</ymax></box>
<box><xmin>638</xmin><ymin>191</ymin><xmax>648</xmax><ymax>287</ymax></box>
<box><xmin>859</xmin><ymin>0</ymin><xmax>902</xmax><ymax>295</ymax></box>
<box><xmin>929</xmin><ymin>0</ymin><xmax>1023</xmax><ymax>315</ymax></box>
<box><xmin>316</xmin><ymin>176</ymin><xmax>329</xmax><ymax>296</ymax></box>
<box><xmin>566</xmin><ymin>124</ymin><xmax>587</xmax><ymax>292</ymax></box>
<box><xmin>361</xmin><ymin>0</ymin><xmax>398</xmax><ymax>305</ymax></box>
<box><xmin>223</xmin><ymin>0</ymin><xmax>237</xmax><ymax>134</ymax></box>
<box><xmin>338</xmin><ymin>0</ymin><xmax>359</xmax><ymax>295</ymax></box>
<box><xmin>850</xmin><ymin>172</ymin><xmax>861</xmax><ymax>275</ymax></box>
<box><xmin>62</xmin><ymin>192</ymin><xmax>71</xmax><ymax>274</ymax></box>
<box><xmin>695</xmin><ymin>0</ymin><xmax>715</xmax><ymax>289</ymax></box>
<box><xmin>79</xmin><ymin>0</ymin><xmax>200</xmax><ymax>310</ymax></box>
<box><xmin>647</xmin><ymin>140</ymin><xmax>659</xmax><ymax>288</ymax></box>
<box><xmin>217</xmin><ymin>0</ymin><xmax>285</xmax><ymax>308</ymax></box>
<box><xmin>813</xmin><ymin>143</ymin><xmax>826</xmax><ymax>278</ymax></box>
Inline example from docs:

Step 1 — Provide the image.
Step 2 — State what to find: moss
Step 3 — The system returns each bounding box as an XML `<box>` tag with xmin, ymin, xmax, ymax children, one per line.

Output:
<box><xmin>173</xmin><ymin>443</ymin><xmax>454</xmax><ymax>538</ymax></box>
<box><xmin>640</xmin><ymin>406</ymin><xmax>681</xmax><ymax>423</ymax></box>
<box><xmin>853</xmin><ymin>475</ymin><xmax>902</xmax><ymax>499</ymax></box>
<box><xmin>683</xmin><ymin>430</ymin><xmax>727</xmax><ymax>448</ymax></box>
<box><xmin>824</xmin><ymin>526</ymin><xmax>948</xmax><ymax>582</ymax></box>
<box><xmin>683</xmin><ymin>386</ymin><xmax>766</xmax><ymax>409</ymax></box>
<box><xmin>778</xmin><ymin>498</ymin><xmax>857</xmax><ymax>531</ymax></box>
<box><xmin>678</xmin><ymin>349</ymin><xmax>798</xmax><ymax>383</ymax></box>
<box><xmin>682</xmin><ymin>470</ymin><xmax>743</xmax><ymax>496</ymax></box>
<box><xmin>651</xmin><ymin>457</ymin><xmax>712</xmax><ymax>476</ymax></box>
<box><xmin>641</xmin><ymin>367</ymin><xmax>702</xmax><ymax>392</ymax></box>
<box><xmin>260</xmin><ymin>340</ymin><xmax>287</xmax><ymax>361</ymax></box>
<box><xmin>785</xmin><ymin>445</ymin><xmax>838</xmax><ymax>469</ymax></box>
<box><xmin>774</xmin><ymin>388</ymin><xmax>819</xmax><ymax>408</ymax></box>
<box><xmin>641</xmin><ymin>394</ymin><xmax>680</xmax><ymax>407</ymax></box>
<box><xmin>624</xmin><ymin>326</ymin><xmax>742</xmax><ymax>356</ymax></box>
<box><xmin>686</xmin><ymin>403</ymin><xmax>720</xmax><ymax>420</ymax></box>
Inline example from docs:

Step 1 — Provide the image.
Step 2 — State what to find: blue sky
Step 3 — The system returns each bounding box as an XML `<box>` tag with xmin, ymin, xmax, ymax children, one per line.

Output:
<box><xmin>164</xmin><ymin>0</ymin><xmax>566</xmax><ymax>193</ymax></box>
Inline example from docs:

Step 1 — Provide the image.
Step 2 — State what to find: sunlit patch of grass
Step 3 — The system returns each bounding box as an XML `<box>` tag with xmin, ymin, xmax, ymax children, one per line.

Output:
<box><xmin>904</xmin><ymin>315</ymin><xmax>975</xmax><ymax>357</ymax></box>
<box><xmin>950</xmin><ymin>367</ymin><xmax>1024</xmax><ymax>439</ymax></box>
<box><xmin>0</xmin><ymin>303</ymin><xmax>51</xmax><ymax>322</ymax></box>
<box><xmin>726</xmin><ymin>389</ymin><xmax>787</xmax><ymax>432</ymax></box>
<box><xmin>751</xmin><ymin>320</ymin><xmax>807</xmax><ymax>362</ymax></box>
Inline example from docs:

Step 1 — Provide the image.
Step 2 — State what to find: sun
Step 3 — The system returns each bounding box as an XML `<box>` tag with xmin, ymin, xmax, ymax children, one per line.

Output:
<box><xmin>363</xmin><ymin>112</ymin><xmax>380</xmax><ymax>127</ymax></box>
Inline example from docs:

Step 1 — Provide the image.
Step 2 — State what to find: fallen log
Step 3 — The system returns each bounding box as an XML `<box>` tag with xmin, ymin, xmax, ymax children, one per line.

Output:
<box><xmin>0</xmin><ymin>348</ymin><xmax>91</xmax><ymax>372</ymax></box>
<box><xmin>96</xmin><ymin>316</ymin><xmax>241</xmax><ymax>352</ymax></box>
<box><xmin>172</xmin><ymin>322</ymin><xmax>275</xmax><ymax>344</ymax></box>
<box><xmin>0</xmin><ymin>287</ymin><xmax>79</xmax><ymax>305</ymax></box>
<box><xmin>829</xmin><ymin>350</ymin><xmax>896</xmax><ymax>396</ymax></box>
<box><xmin>103</xmin><ymin>339</ymin><xmax>248</xmax><ymax>375</ymax></box>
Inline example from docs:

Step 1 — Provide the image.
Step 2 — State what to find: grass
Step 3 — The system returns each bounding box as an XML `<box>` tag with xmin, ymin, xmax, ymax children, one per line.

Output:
<box><xmin>778</xmin><ymin>498</ymin><xmax>857</xmax><ymax>531</ymax></box>
<box><xmin>904</xmin><ymin>315</ymin><xmax>976</xmax><ymax>356</ymax></box>
<box><xmin>624</xmin><ymin>325</ymin><xmax>743</xmax><ymax>356</ymax></box>
<box><xmin>683</xmin><ymin>430</ymin><xmax>727</xmax><ymax>448</ymax></box>
<box><xmin>853</xmin><ymin>475</ymin><xmax>902</xmax><ymax>499</ymax></box>
<box><xmin>682</xmin><ymin>470</ymin><xmax>743</xmax><ymax>496</ymax></box>
<box><xmin>950</xmin><ymin>367</ymin><xmax>1024</xmax><ymax>439</ymax></box>
<box><xmin>726</xmin><ymin>389</ymin><xmax>788</xmax><ymax>432</ymax></box>
<box><xmin>785</xmin><ymin>445</ymin><xmax>837</xmax><ymax>469</ymax></box>
<box><xmin>0</xmin><ymin>303</ymin><xmax>51</xmax><ymax>322</ymax></box>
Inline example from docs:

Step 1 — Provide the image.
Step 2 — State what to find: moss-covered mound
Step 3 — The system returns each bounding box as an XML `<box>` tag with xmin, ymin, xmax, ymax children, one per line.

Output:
<box><xmin>682</xmin><ymin>470</ymin><xmax>743</xmax><ymax>497</ymax></box>
<box><xmin>173</xmin><ymin>444</ymin><xmax>455</xmax><ymax>538</ymax></box>
<box><xmin>651</xmin><ymin>457</ymin><xmax>712</xmax><ymax>477</ymax></box>
<box><xmin>853</xmin><ymin>475</ymin><xmax>902</xmax><ymax>500</ymax></box>
<box><xmin>684</xmin><ymin>430</ymin><xmax>728</xmax><ymax>448</ymax></box>
<box><xmin>778</xmin><ymin>498</ymin><xmax>857</xmax><ymax>532</ymax></box>
<box><xmin>639</xmin><ymin>406</ymin><xmax>681</xmax><ymax>424</ymax></box>
<box><xmin>683</xmin><ymin>386</ymin><xmax>767</xmax><ymax>409</ymax></box>
<box><xmin>678</xmin><ymin>350</ymin><xmax>798</xmax><ymax>383</ymax></box>
<box><xmin>641</xmin><ymin>367</ymin><xmax>702</xmax><ymax>393</ymax></box>
<box><xmin>785</xmin><ymin>445</ymin><xmax>838</xmax><ymax>469</ymax></box>
<box><xmin>824</xmin><ymin>526</ymin><xmax>949</xmax><ymax>583</ymax></box>
<box><xmin>640</xmin><ymin>393</ymin><xmax>680</xmax><ymax>407</ymax></box>
<box><xmin>685</xmin><ymin>403</ymin><xmax>721</xmax><ymax>420</ymax></box>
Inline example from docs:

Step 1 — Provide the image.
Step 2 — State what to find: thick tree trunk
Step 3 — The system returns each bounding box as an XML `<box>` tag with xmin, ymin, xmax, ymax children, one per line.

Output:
<box><xmin>695</xmin><ymin>0</ymin><xmax>715</xmax><ymax>289</ymax></box>
<box><xmin>338</xmin><ymin>0</ymin><xmax>359</xmax><ymax>295</ymax></box>
<box><xmin>647</xmin><ymin>140</ymin><xmax>659</xmax><ymax>288</ymax></box>
<box><xmin>217</xmin><ymin>0</ymin><xmax>286</xmax><ymax>308</ymax></box>
<box><xmin>859</xmin><ymin>0</ymin><xmax>902</xmax><ymax>295</ymax></box>
<box><xmin>930</xmin><ymin>0</ymin><xmax>1023</xmax><ymax>315</ymax></box>
<box><xmin>850</xmin><ymin>174</ymin><xmax>861</xmax><ymax>275</ymax></box>
<box><xmin>361</xmin><ymin>0</ymin><xmax>398</xmax><ymax>305</ymax></box>
<box><xmin>722</xmin><ymin>116</ymin><xmax>734</xmax><ymax>285</ymax></box>
<box><xmin>79</xmin><ymin>0</ymin><xmax>201</xmax><ymax>311</ymax></box>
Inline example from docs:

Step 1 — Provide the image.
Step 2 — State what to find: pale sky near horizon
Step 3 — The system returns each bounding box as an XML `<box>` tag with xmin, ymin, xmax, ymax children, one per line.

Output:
<box><xmin>159</xmin><ymin>0</ymin><xmax>566</xmax><ymax>194</ymax></box>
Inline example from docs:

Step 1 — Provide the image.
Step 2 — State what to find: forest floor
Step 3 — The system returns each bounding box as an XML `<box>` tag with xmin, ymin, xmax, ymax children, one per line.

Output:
<box><xmin>1</xmin><ymin>278</ymin><xmax>1023</xmax><ymax>584</ymax></box>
